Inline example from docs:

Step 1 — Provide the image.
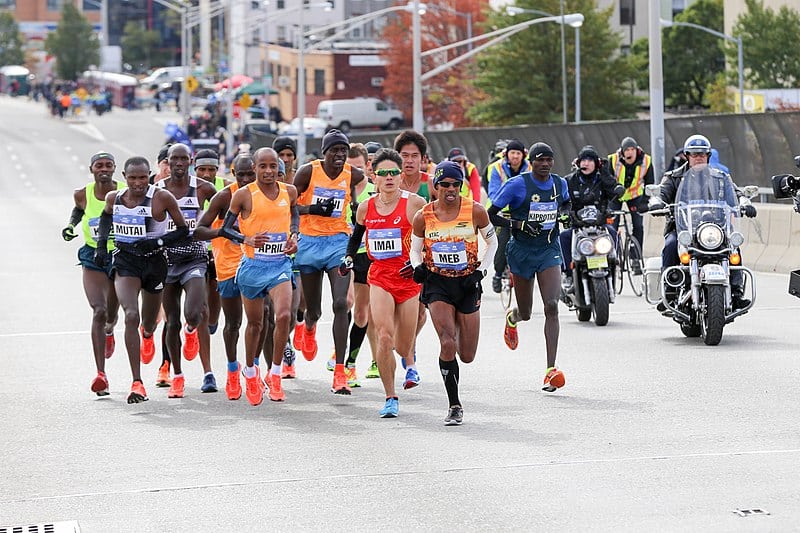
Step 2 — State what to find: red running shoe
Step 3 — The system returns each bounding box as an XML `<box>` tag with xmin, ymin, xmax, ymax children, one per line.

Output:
<box><xmin>503</xmin><ymin>310</ymin><xmax>519</xmax><ymax>350</ymax></box>
<box><xmin>91</xmin><ymin>372</ymin><xmax>109</xmax><ymax>396</ymax></box>
<box><xmin>140</xmin><ymin>326</ymin><xmax>155</xmax><ymax>364</ymax></box>
<box><xmin>292</xmin><ymin>321</ymin><xmax>305</xmax><ymax>351</ymax></box>
<box><xmin>104</xmin><ymin>332</ymin><xmax>115</xmax><ymax>359</ymax></box>
<box><xmin>182</xmin><ymin>325</ymin><xmax>199</xmax><ymax>361</ymax></box>
<box><xmin>542</xmin><ymin>367</ymin><xmax>565</xmax><ymax>392</ymax></box>
<box><xmin>301</xmin><ymin>325</ymin><xmax>318</xmax><ymax>361</ymax></box>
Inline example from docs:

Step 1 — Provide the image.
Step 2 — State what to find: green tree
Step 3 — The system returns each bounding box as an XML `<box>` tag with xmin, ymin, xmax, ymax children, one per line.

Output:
<box><xmin>730</xmin><ymin>0</ymin><xmax>800</xmax><ymax>88</ymax></box>
<box><xmin>468</xmin><ymin>0</ymin><xmax>638</xmax><ymax>125</ymax></box>
<box><xmin>45</xmin><ymin>3</ymin><xmax>100</xmax><ymax>81</ymax></box>
<box><xmin>0</xmin><ymin>12</ymin><xmax>25</xmax><ymax>66</ymax></box>
<box><xmin>121</xmin><ymin>20</ymin><xmax>170</xmax><ymax>72</ymax></box>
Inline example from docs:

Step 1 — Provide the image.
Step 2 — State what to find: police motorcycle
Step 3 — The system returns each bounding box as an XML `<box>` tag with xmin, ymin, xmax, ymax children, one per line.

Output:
<box><xmin>771</xmin><ymin>155</ymin><xmax>800</xmax><ymax>298</ymax></box>
<box><xmin>561</xmin><ymin>205</ymin><xmax>618</xmax><ymax>326</ymax></box>
<box><xmin>645</xmin><ymin>167</ymin><xmax>758</xmax><ymax>345</ymax></box>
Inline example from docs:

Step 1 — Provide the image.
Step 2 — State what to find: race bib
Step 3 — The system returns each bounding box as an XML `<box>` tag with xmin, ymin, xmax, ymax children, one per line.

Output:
<box><xmin>167</xmin><ymin>209</ymin><xmax>197</xmax><ymax>232</ymax></box>
<box><xmin>367</xmin><ymin>228</ymin><xmax>402</xmax><ymax>260</ymax></box>
<box><xmin>88</xmin><ymin>217</ymin><xmax>100</xmax><ymax>240</ymax></box>
<box><xmin>312</xmin><ymin>187</ymin><xmax>346</xmax><ymax>218</ymax></box>
<box><xmin>113</xmin><ymin>215</ymin><xmax>146</xmax><ymax>243</ymax></box>
<box><xmin>528</xmin><ymin>201</ymin><xmax>558</xmax><ymax>230</ymax></box>
<box><xmin>254</xmin><ymin>233</ymin><xmax>287</xmax><ymax>261</ymax></box>
<box><xmin>431</xmin><ymin>241</ymin><xmax>467</xmax><ymax>270</ymax></box>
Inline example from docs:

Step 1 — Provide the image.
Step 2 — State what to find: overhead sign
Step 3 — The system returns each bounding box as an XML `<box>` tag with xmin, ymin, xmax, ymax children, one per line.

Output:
<box><xmin>185</xmin><ymin>75</ymin><xmax>199</xmax><ymax>94</ymax></box>
<box><xmin>349</xmin><ymin>55</ymin><xmax>387</xmax><ymax>67</ymax></box>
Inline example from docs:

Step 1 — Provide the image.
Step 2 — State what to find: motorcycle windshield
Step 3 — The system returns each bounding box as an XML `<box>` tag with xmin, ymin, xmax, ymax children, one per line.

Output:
<box><xmin>674</xmin><ymin>165</ymin><xmax>738</xmax><ymax>234</ymax></box>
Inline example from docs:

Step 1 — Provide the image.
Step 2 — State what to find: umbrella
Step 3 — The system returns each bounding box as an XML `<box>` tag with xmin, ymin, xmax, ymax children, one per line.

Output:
<box><xmin>235</xmin><ymin>81</ymin><xmax>277</xmax><ymax>97</ymax></box>
<box><xmin>214</xmin><ymin>74</ymin><xmax>254</xmax><ymax>91</ymax></box>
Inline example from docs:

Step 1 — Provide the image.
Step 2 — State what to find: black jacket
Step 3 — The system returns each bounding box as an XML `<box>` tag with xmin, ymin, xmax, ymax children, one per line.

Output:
<box><xmin>564</xmin><ymin>162</ymin><xmax>623</xmax><ymax>217</ymax></box>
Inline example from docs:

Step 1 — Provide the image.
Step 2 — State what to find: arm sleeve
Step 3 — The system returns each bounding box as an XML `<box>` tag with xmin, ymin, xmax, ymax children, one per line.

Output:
<box><xmin>68</xmin><ymin>206</ymin><xmax>84</xmax><ymax>228</ymax></box>
<box><xmin>345</xmin><ymin>222</ymin><xmax>366</xmax><ymax>258</ymax></box>
<box><xmin>410</xmin><ymin>233</ymin><xmax>424</xmax><ymax>268</ymax></box>
<box><xmin>97</xmin><ymin>210</ymin><xmax>112</xmax><ymax>247</ymax></box>
<box><xmin>487</xmin><ymin>204</ymin><xmax>513</xmax><ymax>228</ymax></box>
<box><xmin>477</xmin><ymin>224</ymin><xmax>498</xmax><ymax>270</ymax></box>
<box><xmin>220</xmin><ymin>210</ymin><xmax>245</xmax><ymax>243</ymax></box>
<box><xmin>290</xmin><ymin>205</ymin><xmax>300</xmax><ymax>235</ymax></box>
<box><xmin>160</xmin><ymin>225</ymin><xmax>190</xmax><ymax>247</ymax></box>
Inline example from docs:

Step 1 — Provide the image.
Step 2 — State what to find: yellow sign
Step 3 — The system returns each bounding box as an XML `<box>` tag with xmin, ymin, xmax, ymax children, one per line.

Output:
<box><xmin>239</xmin><ymin>93</ymin><xmax>252</xmax><ymax>109</ymax></box>
<box><xmin>76</xmin><ymin>87</ymin><xmax>88</xmax><ymax>100</ymax></box>
<box><xmin>185</xmin><ymin>75</ymin><xmax>199</xmax><ymax>94</ymax></box>
<box><xmin>735</xmin><ymin>92</ymin><xmax>765</xmax><ymax>113</ymax></box>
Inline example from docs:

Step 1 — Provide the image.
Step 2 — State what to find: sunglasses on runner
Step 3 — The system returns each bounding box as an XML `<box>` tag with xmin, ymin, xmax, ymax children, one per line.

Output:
<box><xmin>375</xmin><ymin>168</ymin><xmax>401</xmax><ymax>177</ymax></box>
<box><xmin>437</xmin><ymin>180</ymin><xmax>461</xmax><ymax>189</ymax></box>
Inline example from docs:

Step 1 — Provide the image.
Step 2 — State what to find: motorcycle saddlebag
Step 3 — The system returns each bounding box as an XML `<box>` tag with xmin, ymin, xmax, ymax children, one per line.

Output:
<box><xmin>789</xmin><ymin>270</ymin><xmax>800</xmax><ymax>299</ymax></box>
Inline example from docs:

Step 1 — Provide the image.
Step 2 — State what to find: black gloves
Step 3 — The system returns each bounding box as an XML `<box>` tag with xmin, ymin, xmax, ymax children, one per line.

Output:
<box><xmin>741</xmin><ymin>203</ymin><xmax>757</xmax><ymax>218</ymax></box>
<box><xmin>94</xmin><ymin>247</ymin><xmax>110</xmax><ymax>268</ymax></box>
<box><xmin>338</xmin><ymin>256</ymin><xmax>353</xmax><ymax>277</ymax></box>
<box><xmin>510</xmin><ymin>219</ymin><xmax>542</xmax><ymax>237</ymax></box>
<box><xmin>613</xmin><ymin>184</ymin><xmax>626</xmax><ymax>200</ymax></box>
<box><xmin>399</xmin><ymin>260</ymin><xmax>414</xmax><ymax>279</ymax></box>
<box><xmin>309</xmin><ymin>197</ymin><xmax>335</xmax><ymax>217</ymax></box>
<box><xmin>62</xmin><ymin>225</ymin><xmax>78</xmax><ymax>241</ymax></box>
<box><xmin>132</xmin><ymin>237</ymin><xmax>162</xmax><ymax>255</ymax></box>
<box><xmin>412</xmin><ymin>264</ymin><xmax>429</xmax><ymax>284</ymax></box>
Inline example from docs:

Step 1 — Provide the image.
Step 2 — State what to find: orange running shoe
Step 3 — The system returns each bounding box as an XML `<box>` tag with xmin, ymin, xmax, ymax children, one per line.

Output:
<box><xmin>503</xmin><ymin>310</ymin><xmax>519</xmax><ymax>350</ymax></box>
<box><xmin>267</xmin><ymin>373</ymin><xmax>285</xmax><ymax>402</ymax></box>
<box><xmin>226</xmin><ymin>364</ymin><xmax>242</xmax><ymax>400</ymax></box>
<box><xmin>168</xmin><ymin>374</ymin><xmax>185</xmax><ymax>398</ymax></box>
<box><xmin>91</xmin><ymin>372</ymin><xmax>109</xmax><ymax>396</ymax></box>
<box><xmin>104</xmin><ymin>332</ymin><xmax>115</xmax><ymax>359</ymax></box>
<box><xmin>331</xmin><ymin>366</ymin><xmax>352</xmax><ymax>395</ymax></box>
<box><xmin>542</xmin><ymin>367</ymin><xmax>565</xmax><ymax>392</ymax></box>
<box><xmin>281</xmin><ymin>363</ymin><xmax>296</xmax><ymax>379</ymax></box>
<box><xmin>301</xmin><ymin>325</ymin><xmax>318</xmax><ymax>361</ymax></box>
<box><xmin>244</xmin><ymin>368</ymin><xmax>264</xmax><ymax>406</ymax></box>
<box><xmin>156</xmin><ymin>360</ymin><xmax>171</xmax><ymax>387</ymax></box>
<box><xmin>140</xmin><ymin>326</ymin><xmax>155</xmax><ymax>364</ymax></box>
<box><xmin>182</xmin><ymin>325</ymin><xmax>199</xmax><ymax>361</ymax></box>
<box><xmin>292</xmin><ymin>321</ymin><xmax>305</xmax><ymax>350</ymax></box>
<box><xmin>127</xmin><ymin>381</ymin><xmax>148</xmax><ymax>404</ymax></box>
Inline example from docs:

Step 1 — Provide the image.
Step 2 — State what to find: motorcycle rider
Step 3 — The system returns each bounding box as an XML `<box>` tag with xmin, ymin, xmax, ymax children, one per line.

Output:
<box><xmin>559</xmin><ymin>146</ymin><xmax>625</xmax><ymax>293</ymax></box>
<box><xmin>649</xmin><ymin>134</ymin><xmax>757</xmax><ymax>311</ymax></box>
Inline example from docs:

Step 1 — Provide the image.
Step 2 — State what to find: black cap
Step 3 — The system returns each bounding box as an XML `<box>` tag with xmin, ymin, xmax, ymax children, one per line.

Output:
<box><xmin>433</xmin><ymin>161</ymin><xmax>465</xmax><ymax>186</ymax></box>
<box><xmin>157</xmin><ymin>144</ymin><xmax>171</xmax><ymax>163</ymax></box>
<box><xmin>577</xmin><ymin>145</ymin><xmax>600</xmax><ymax>162</ymax></box>
<box><xmin>321</xmin><ymin>129</ymin><xmax>349</xmax><ymax>154</ymax></box>
<box><xmin>506</xmin><ymin>139</ymin><xmax>526</xmax><ymax>153</ymax></box>
<box><xmin>529</xmin><ymin>142</ymin><xmax>554</xmax><ymax>160</ymax></box>
<box><xmin>620</xmin><ymin>137</ymin><xmax>638</xmax><ymax>151</ymax></box>
<box><xmin>272</xmin><ymin>136</ymin><xmax>297</xmax><ymax>157</ymax></box>
<box><xmin>447</xmin><ymin>147</ymin><xmax>467</xmax><ymax>161</ymax></box>
<box><xmin>365</xmin><ymin>141</ymin><xmax>382</xmax><ymax>155</ymax></box>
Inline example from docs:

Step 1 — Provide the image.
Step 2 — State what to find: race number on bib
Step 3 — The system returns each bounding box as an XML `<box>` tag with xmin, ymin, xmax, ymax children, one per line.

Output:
<box><xmin>367</xmin><ymin>228</ymin><xmax>402</xmax><ymax>260</ymax></box>
<box><xmin>431</xmin><ymin>241</ymin><xmax>467</xmax><ymax>270</ymax></box>
<box><xmin>167</xmin><ymin>209</ymin><xmax>197</xmax><ymax>232</ymax></box>
<box><xmin>88</xmin><ymin>217</ymin><xmax>100</xmax><ymax>240</ymax></box>
<box><xmin>113</xmin><ymin>215</ymin><xmax>146</xmax><ymax>243</ymax></box>
<box><xmin>312</xmin><ymin>187</ymin><xmax>346</xmax><ymax>218</ymax></box>
<box><xmin>528</xmin><ymin>201</ymin><xmax>558</xmax><ymax>230</ymax></box>
<box><xmin>254</xmin><ymin>233</ymin><xmax>287</xmax><ymax>261</ymax></box>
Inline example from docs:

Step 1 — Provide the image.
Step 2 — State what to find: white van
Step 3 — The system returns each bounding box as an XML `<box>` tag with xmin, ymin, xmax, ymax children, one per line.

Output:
<box><xmin>140</xmin><ymin>66</ymin><xmax>204</xmax><ymax>89</ymax></box>
<box><xmin>317</xmin><ymin>97</ymin><xmax>403</xmax><ymax>133</ymax></box>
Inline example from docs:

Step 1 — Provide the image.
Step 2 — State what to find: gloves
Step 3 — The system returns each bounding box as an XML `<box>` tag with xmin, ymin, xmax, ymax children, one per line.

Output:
<box><xmin>570</xmin><ymin>212</ymin><xmax>583</xmax><ymax>228</ymax></box>
<box><xmin>309</xmin><ymin>197</ymin><xmax>335</xmax><ymax>217</ymax></box>
<box><xmin>740</xmin><ymin>202</ymin><xmax>757</xmax><ymax>218</ymax></box>
<box><xmin>338</xmin><ymin>256</ymin><xmax>353</xmax><ymax>277</ymax></box>
<box><xmin>94</xmin><ymin>247</ymin><xmax>110</xmax><ymax>268</ymax></box>
<box><xmin>648</xmin><ymin>197</ymin><xmax>666</xmax><ymax>212</ymax></box>
<box><xmin>412</xmin><ymin>264</ymin><xmax>429</xmax><ymax>284</ymax></box>
<box><xmin>613</xmin><ymin>184</ymin><xmax>626</xmax><ymax>200</ymax></box>
<box><xmin>132</xmin><ymin>237</ymin><xmax>162</xmax><ymax>255</ymax></box>
<box><xmin>511</xmin><ymin>219</ymin><xmax>542</xmax><ymax>237</ymax></box>
<box><xmin>62</xmin><ymin>224</ymin><xmax>78</xmax><ymax>241</ymax></box>
<box><xmin>399</xmin><ymin>260</ymin><xmax>414</xmax><ymax>279</ymax></box>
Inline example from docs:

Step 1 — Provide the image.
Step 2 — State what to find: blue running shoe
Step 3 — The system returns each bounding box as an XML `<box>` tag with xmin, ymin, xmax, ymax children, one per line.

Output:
<box><xmin>379</xmin><ymin>397</ymin><xmax>399</xmax><ymax>418</ymax></box>
<box><xmin>400</xmin><ymin>351</ymin><xmax>417</xmax><ymax>370</ymax></box>
<box><xmin>403</xmin><ymin>367</ymin><xmax>420</xmax><ymax>390</ymax></box>
<box><xmin>201</xmin><ymin>373</ymin><xmax>218</xmax><ymax>393</ymax></box>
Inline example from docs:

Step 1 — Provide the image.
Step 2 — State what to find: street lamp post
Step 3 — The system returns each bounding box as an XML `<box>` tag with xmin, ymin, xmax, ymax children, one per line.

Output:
<box><xmin>571</xmin><ymin>20</ymin><xmax>583</xmax><ymax>122</ymax></box>
<box><xmin>660</xmin><ymin>18</ymin><xmax>744</xmax><ymax>114</ymax></box>
<box><xmin>412</xmin><ymin>0</ymin><xmax>423</xmax><ymax>131</ymax></box>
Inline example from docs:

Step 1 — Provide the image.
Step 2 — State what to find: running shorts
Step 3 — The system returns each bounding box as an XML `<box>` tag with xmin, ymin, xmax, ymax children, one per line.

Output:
<box><xmin>294</xmin><ymin>233</ymin><xmax>348</xmax><ymax>274</ymax></box>
<box><xmin>368</xmin><ymin>262</ymin><xmax>420</xmax><ymax>304</ymax></box>
<box><xmin>235</xmin><ymin>256</ymin><xmax>293</xmax><ymax>300</ymax></box>
<box><xmin>166</xmin><ymin>258</ymin><xmax>208</xmax><ymax>286</ymax></box>
<box><xmin>78</xmin><ymin>244</ymin><xmax>112</xmax><ymax>277</ymax></box>
<box><xmin>217</xmin><ymin>277</ymin><xmax>241</xmax><ymax>299</ymax></box>
<box><xmin>112</xmin><ymin>249</ymin><xmax>168</xmax><ymax>294</ymax></box>
<box><xmin>507</xmin><ymin>238</ymin><xmax>563</xmax><ymax>279</ymax></box>
<box><xmin>420</xmin><ymin>270</ymin><xmax>482</xmax><ymax>315</ymax></box>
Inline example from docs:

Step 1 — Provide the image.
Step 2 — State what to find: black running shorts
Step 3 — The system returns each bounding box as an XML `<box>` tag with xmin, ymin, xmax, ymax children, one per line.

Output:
<box><xmin>420</xmin><ymin>270</ymin><xmax>483</xmax><ymax>315</ymax></box>
<box><xmin>112</xmin><ymin>250</ymin><xmax>168</xmax><ymax>293</ymax></box>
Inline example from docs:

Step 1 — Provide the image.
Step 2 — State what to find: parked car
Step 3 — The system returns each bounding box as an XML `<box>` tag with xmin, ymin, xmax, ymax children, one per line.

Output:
<box><xmin>279</xmin><ymin>116</ymin><xmax>328</xmax><ymax>139</ymax></box>
<box><xmin>140</xmin><ymin>66</ymin><xmax>206</xmax><ymax>89</ymax></box>
<box><xmin>317</xmin><ymin>97</ymin><xmax>403</xmax><ymax>133</ymax></box>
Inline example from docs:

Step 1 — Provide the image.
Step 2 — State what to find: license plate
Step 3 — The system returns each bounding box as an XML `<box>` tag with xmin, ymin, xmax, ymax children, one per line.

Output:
<box><xmin>702</xmin><ymin>264</ymin><xmax>727</xmax><ymax>282</ymax></box>
<box><xmin>586</xmin><ymin>255</ymin><xmax>608</xmax><ymax>269</ymax></box>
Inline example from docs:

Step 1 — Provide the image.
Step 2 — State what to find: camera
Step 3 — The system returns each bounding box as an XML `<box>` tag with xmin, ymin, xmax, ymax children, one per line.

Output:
<box><xmin>770</xmin><ymin>155</ymin><xmax>800</xmax><ymax>212</ymax></box>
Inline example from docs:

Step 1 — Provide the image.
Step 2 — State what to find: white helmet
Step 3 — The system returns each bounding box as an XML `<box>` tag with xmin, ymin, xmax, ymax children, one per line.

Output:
<box><xmin>683</xmin><ymin>134</ymin><xmax>711</xmax><ymax>154</ymax></box>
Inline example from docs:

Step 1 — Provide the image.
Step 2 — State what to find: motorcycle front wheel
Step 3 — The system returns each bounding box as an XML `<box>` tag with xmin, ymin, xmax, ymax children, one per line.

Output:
<box><xmin>701</xmin><ymin>285</ymin><xmax>726</xmax><ymax>346</ymax></box>
<box><xmin>591</xmin><ymin>277</ymin><xmax>610</xmax><ymax>326</ymax></box>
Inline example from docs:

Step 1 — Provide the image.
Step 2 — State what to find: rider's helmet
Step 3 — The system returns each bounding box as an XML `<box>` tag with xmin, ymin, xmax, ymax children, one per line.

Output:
<box><xmin>683</xmin><ymin>134</ymin><xmax>711</xmax><ymax>155</ymax></box>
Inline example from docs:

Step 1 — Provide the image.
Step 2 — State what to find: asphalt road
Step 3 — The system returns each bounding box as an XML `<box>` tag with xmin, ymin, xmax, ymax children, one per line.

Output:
<box><xmin>1</xmin><ymin>95</ymin><xmax>800</xmax><ymax>532</ymax></box>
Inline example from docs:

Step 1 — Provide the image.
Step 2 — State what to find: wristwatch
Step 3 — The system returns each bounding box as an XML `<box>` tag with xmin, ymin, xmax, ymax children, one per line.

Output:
<box><xmin>156</xmin><ymin>238</ymin><xmax>164</xmax><ymax>247</ymax></box>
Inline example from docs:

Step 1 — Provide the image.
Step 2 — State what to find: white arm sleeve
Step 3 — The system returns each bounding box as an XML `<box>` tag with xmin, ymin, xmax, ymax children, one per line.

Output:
<box><xmin>477</xmin><ymin>224</ymin><xmax>498</xmax><ymax>271</ymax></box>
<box><xmin>410</xmin><ymin>234</ymin><xmax>424</xmax><ymax>268</ymax></box>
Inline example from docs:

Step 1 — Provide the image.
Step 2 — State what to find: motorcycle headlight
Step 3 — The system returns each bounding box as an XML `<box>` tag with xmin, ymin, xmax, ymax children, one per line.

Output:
<box><xmin>697</xmin><ymin>223</ymin><xmax>724</xmax><ymax>249</ymax></box>
<box><xmin>577</xmin><ymin>238</ymin><xmax>595</xmax><ymax>256</ymax></box>
<box><xmin>730</xmin><ymin>231</ymin><xmax>744</xmax><ymax>248</ymax></box>
<box><xmin>678</xmin><ymin>231</ymin><xmax>693</xmax><ymax>246</ymax></box>
<box><xmin>594</xmin><ymin>235</ymin><xmax>613</xmax><ymax>255</ymax></box>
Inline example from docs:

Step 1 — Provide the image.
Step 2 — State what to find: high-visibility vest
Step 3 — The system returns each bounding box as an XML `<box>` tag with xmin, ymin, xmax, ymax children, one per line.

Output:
<box><xmin>609</xmin><ymin>152</ymin><xmax>651</xmax><ymax>201</ymax></box>
<box><xmin>458</xmin><ymin>161</ymin><xmax>477</xmax><ymax>200</ymax></box>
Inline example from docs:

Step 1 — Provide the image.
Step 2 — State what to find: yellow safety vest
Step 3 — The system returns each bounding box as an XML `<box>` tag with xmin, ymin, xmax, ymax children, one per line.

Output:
<box><xmin>459</xmin><ymin>161</ymin><xmax>477</xmax><ymax>200</ymax></box>
<box><xmin>609</xmin><ymin>152</ymin><xmax>651</xmax><ymax>201</ymax></box>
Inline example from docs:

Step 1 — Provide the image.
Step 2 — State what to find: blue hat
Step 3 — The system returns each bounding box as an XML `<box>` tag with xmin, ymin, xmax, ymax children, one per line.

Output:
<box><xmin>433</xmin><ymin>160</ymin><xmax>464</xmax><ymax>187</ymax></box>
<box><xmin>278</xmin><ymin>159</ymin><xmax>286</xmax><ymax>174</ymax></box>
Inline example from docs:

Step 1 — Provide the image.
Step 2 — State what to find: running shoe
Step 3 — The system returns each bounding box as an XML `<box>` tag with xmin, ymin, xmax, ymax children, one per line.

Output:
<box><xmin>156</xmin><ymin>360</ymin><xmax>171</xmax><ymax>387</ymax></box>
<box><xmin>292</xmin><ymin>321</ymin><xmax>305</xmax><ymax>350</ymax></box>
<box><xmin>127</xmin><ymin>381</ymin><xmax>148</xmax><ymax>404</ymax></box>
<box><xmin>326</xmin><ymin>353</ymin><xmax>336</xmax><ymax>372</ymax></box>
<box><xmin>226</xmin><ymin>365</ymin><xmax>242</xmax><ymax>400</ymax></box>
<box><xmin>168</xmin><ymin>374</ymin><xmax>185</xmax><ymax>398</ymax></box>
<box><xmin>503</xmin><ymin>310</ymin><xmax>519</xmax><ymax>350</ymax></box>
<box><xmin>267</xmin><ymin>373</ymin><xmax>285</xmax><ymax>402</ymax></box>
<box><xmin>245</xmin><ymin>368</ymin><xmax>264</xmax><ymax>406</ymax></box>
<box><xmin>91</xmin><ymin>372</ymin><xmax>109</xmax><ymax>396</ymax></box>
<box><xmin>301</xmin><ymin>325</ymin><xmax>318</xmax><ymax>361</ymax></box>
<box><xmin>542</xmin><ymin>367</ymin><xmax>565</xmax><ymax>392</ymax></box>
<box><xmin>444</xmin><ymin>405</ymin><xmax>464</xmax><ymax>426</ymax></box>
<box><xmin>365</xmin><ymin>360</ymin><xmax>380</xmax><ymax>379</ymax></box>
<box><xmin>281</xmin><ymin>362</ymin><xmax>296</xmax><ymax>379</ymax></box>
<box><xmin>282</xmin><ymin>343</ymin><xmax>297</xmax><ymax>378</ymax></box>
<box><xmin>345</xmin><ymin>364</ymin><xmax>360</xmax><ymax>388</ymax></box>
<box><xmin>140</xmin><ymin>326</ymin><xmax>155</xmax><ymax>365</ymax></box>
<box><xmin>201</xmin><ymin>373</ymin><xmax>218</xmax><ymax>393</ymax></box>
<box><xmin>182</xmin><ymin>325</ymin><xmax>199</xmax><ymax>361</ymax></box>
<box><xmin>403</xmin><ymin>367</ymin><xmax>420</xmax><ymax>390</ymax></box>
<box><xmin>331</xmin><ymin>368</ymin><xmax>352</xmax><ymax>395</ymax></box>
<box><xmin>104</xmin><ymin>332</ymin><xmax>115</xmax><ymax>359</ymax></box>
<box><xmin>400</xmin><ymin>352</ymin><xmax>417</xmax><ymax>370</ymax></box>
<box><xmin>379</xmin><ymin>397</ymin><xmax>399</xmax><ymax>418</ymax></box>
<box><xmin>208</xmin><ymin>323</ymin><xmax>218</xmax><ymax>335</ymax></box>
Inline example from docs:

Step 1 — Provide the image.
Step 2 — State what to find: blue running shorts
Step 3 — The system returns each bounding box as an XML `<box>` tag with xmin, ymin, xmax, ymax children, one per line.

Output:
<box><xmin>294</xmin><ymin>233</ymin><xmax>349</xmax><ymax>274</ymax></box>
<box><xmin>507</xmin><ymin>238</ymin><xmax>563</xmax><ymax>279</ymax></box>
<box><xmin>235</xmin><ymin>256</ymin><xmax>293</xmax><ymax>300</ymax></box>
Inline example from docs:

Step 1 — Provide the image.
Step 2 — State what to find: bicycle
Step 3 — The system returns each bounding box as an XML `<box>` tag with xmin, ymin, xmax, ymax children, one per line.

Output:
<box><xmin>609</xmin><ymin>209</ymin><xmax>645</xmax><ymax>297</ymax></box>
<box><xmin>500</xmin><ymin>265</ymin><xmax>514</xmax><ymax>311</ymax></box>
